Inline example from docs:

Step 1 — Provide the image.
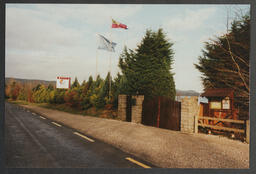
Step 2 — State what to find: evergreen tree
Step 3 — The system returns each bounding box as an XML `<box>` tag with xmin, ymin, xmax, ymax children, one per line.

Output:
<box><xmin>87</xmin><ymin>76</ymin><xmax>93</xmax><ymax>90</ymax></box>
<box><xmin>71</xmin><ymin>77</ymin><xmax>80</xmax><ymax>89</ymax></box>
<box><xmin>32</xmin><ymin>84</ymin><xmax>42</xmax><ymax>92</ymax></box>
<box><xmin>81</xmin><ymin>80</ymin><xmax>86</xmax><ymax>87</ymax></box>
<box><xmin>52</xmin><ymin>89</ymin><xmax>66</xmax><ymax>104</ymax></box>
<box><xmin>17</xmin><ymin>88</ymin><xmax>27</xmax><ymax>101</ymax></box>
<box><xmin>32</xmin><ymin>85</ymin><xmax>47</xmax><ymax>103</ymax></box>
<box><xmin>47</xmin><ymin>84</ymin><xmax>54</xmax><ymax>91</ymax></box>
<box><xmin>195</xmin><ymin>14</ymin><xmax>250</xmax><ymax>119</ymax></box>
<box><xmin>112</xmin><ymin>72</ymin><xmax>128</xmax><ymax>108</ymax></box>
<box><xmin>80</xmin><ymin>76</ymin><xmax>94</xmax><ymax>109</ymax></box>
<box><xmin>93</xmin><ymin>75</ymin><xmax>103</xmax><ymax>88</ymax></box>
<box><xmin>95</xmin><ymin>72</ymin><xmax>112</xmax><ymax>108</ymax></box>
<box><xmin>89</xmin><ymin>75</ymin><xmax>104</xmax><ymax>108</ymax></box>
<box><xmin>119</xmin><ymin>28</ymin><xmax>176</xmax><ymax>99</ymax></box>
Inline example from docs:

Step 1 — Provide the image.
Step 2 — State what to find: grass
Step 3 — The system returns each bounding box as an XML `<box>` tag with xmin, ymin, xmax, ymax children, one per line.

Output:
<box><xmin>8</xmin><ymin>99</ymin><xmax>36</xmax><ymax>106</ymax></box>
<box><xmin>41</xmin><ymin>103</ymin><xmax>101</xmax><ymax>117</ymax></box>
<box><xmin>7</xmin><ymin>99</ymin><xmax>118</xmax><ymax>120</ymax></box>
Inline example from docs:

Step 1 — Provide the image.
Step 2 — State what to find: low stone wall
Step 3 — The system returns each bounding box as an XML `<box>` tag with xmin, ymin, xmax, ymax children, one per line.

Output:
<box><xmin>180</xmin><ymin>96</ymin><xmax>199</xmax><ymax>133</ymax></box>
<box><xmin>131</xmin><ymin>95</ymin><xmax>144</xmax><ymax>124</ymax></box>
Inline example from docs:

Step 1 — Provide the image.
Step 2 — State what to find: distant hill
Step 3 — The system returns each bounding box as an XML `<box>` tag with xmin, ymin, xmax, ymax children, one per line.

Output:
<box><xmin>176</xmin><ymin>89</ymin><xmax>200</xmax><ymax>96</ymax></box>
<box><xmin>5</xmin><ymin>77</ymin><xmax>56</xmax><ymax>87</ymax></box>
<box><xmin>5</xmin><ymin>78</ymin><xmax>200</xmax><ymax>97</ymax></box>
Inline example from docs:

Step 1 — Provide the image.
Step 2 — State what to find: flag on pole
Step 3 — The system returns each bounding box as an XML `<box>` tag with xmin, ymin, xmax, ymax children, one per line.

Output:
<box><xmin>112</xmin><ymin>19</ymin><xmax>128</xmax><ymax>29</ymax></box>
<box><xmin>97</xmin><ymin>34</ymin><xmax>117</xmax><ymax>52</ymax></box>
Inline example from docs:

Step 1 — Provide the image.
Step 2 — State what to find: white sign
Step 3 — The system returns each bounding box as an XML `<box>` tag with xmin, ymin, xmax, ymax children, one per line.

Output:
<box><xmin>222</xmin><ymin>98</ymin><xmax>230</xmax><ymax>109</ymax></box>
<box><xmin>56</xmin><ymin>77</ymin><xmax>71</xmax><ymax>89</ymax></box>
<box><xmin>210</xmin><ymin>102</ymin><xmax>221</xmax><ymax>109</ymax></box>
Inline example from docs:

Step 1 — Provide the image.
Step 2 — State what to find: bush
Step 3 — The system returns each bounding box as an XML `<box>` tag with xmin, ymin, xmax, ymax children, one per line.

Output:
<box><xmin>10</xmin><ymin>82</ymin><xmax>21</xmax><ymax>100</ymax></box>
<box><xmin>64</xmin><ymin>89</ymin><xmax>81</xmax><ymax>108</ymax></box>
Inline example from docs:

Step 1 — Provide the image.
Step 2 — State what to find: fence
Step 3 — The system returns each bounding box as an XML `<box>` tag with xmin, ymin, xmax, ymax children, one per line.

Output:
<box><xmin>194</xmin><ymin>115</ymin><xmax>250</xmax><ymax>143</ymax></box>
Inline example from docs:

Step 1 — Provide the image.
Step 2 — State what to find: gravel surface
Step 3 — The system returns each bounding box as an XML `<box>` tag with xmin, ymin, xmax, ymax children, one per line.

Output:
<box><xmin>21</xmin><ymin>104</ymin><xmax>249</xmax><ymax>168</ymax></box>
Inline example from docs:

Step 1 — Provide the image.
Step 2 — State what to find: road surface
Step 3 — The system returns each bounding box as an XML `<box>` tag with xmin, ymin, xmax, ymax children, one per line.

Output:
<box><xmin>5</xmin><ymin>102</ymin><xmax>155</xmax><ymax>168</ymax></box>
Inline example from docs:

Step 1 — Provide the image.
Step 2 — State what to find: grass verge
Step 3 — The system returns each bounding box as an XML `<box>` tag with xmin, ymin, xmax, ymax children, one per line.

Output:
<box><xmin>7</xmin><ymin>100</ymin><xmax>118</xmax><ymax>120</ymax></box>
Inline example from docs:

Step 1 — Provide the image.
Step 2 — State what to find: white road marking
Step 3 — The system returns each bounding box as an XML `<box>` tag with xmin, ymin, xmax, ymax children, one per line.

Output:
<box><xmin>73</xmin><ymin>132</ymin><xmax>95</xmax><ymax>142</ymax></box>
<box><xmin>32</xmin><ymin>113</ymin><xmax>36</xmax><ymax>115</ymax></box>
<box><xmin>125</xmin><ymin>157</ymin><xmax>151</xmax><ymax>168</ymax></box>
<box><xmin>51</xmin><ymin>122</ymin><xmax>62</xmax><ymax>127</ymax></box>
<box><xmin>40</xmin><ymin>116</ymin><xmax>46</xmax><ymax>120</ymax></box>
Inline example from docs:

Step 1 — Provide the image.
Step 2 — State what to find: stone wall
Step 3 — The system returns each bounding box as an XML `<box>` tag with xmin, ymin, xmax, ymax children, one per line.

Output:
<box><xmin>180</xmin><ymin>96</ymin><xmax>199</xmax><ymax>133</ymax></box>
<box><xmin>118</xmin><ymin>95</ymin><xmax>144</xmax><ymax>123</ymax></box>
<box><xmin>117</xmin><ymin>95</ymin><xmax>127</xmax><ymax>121</ymax></box>
<box><xmin>119</xmin><ymin>95</ymin><xmax>199</xmax><ymax>131</ymax></box>
<box><xmin>131</xmin><ymin>95</ymin><xmax>144</xmax><ymax>124</ymax></box>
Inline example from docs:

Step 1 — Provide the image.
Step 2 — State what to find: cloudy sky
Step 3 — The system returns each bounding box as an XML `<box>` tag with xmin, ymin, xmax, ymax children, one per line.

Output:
<box><xmin>6</xmin><ymin>4</ymin><xmax>249</xmax><ymax>92</ymax></box>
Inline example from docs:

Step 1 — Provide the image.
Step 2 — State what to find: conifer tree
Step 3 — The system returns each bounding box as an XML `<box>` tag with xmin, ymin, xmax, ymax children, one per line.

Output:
<box><xmin>88</xmin><ymin>75</ymin><xmax>103</xmax><ymax>108</ymax></box>
<box><xmin>112</xmin><ymin>72</ymin><xmax>128</xmax><ymax>108</ymax></box>
<box><xmin>71</xmin><ymin>77</ymin><xmax>80</xmax><ymax>89</ymax></box>
<box><xmin>119</xmin><ymin>28</ymin><xmax>176</xmax><ymax>99</ymax></box>
<box><xmin>195</xmin><ymin>14</ymin><xmax>250</xmax><ymax>119</ymax></box>
<box><xmin>95</xmin><ymin>72</ymin><xmax>112</xmax><ymax>108</ymax></box>
<box><xmin>47</xmin><ymin>84</ymin><xmax>54</xmax><ymax>91</ymax></box>
<box><xmin>81</xmin><ymin>80</ymin><xmax>86</xmax><ymax>87</ymax></box>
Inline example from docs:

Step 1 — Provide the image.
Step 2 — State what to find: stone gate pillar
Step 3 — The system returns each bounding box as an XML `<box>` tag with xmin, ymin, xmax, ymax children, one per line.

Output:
<box><xmin>180</xmin><ymin>96</ymin><xmax>199</xmax><ymax>133</ymax></box>
<box><xmin>131</xmin><ymin>95</ymin><xmax>144</xmax><ymax>124</ymax></box>
<box><xmin>118</xmin><ymin>95</ymin><xmax>127</xmax><ymax>121</ymax></box>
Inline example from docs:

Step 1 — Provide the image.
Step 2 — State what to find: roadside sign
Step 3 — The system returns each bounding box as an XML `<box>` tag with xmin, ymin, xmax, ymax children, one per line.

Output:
<box><xmin>56</xmin><ymin>77</ymin><xmax>71</xmax><ymax>89</ymax></box>
<box><xmin>210</xmin><ymin>101</ymin><xmax>221</xmax><ymax>109</ymax></box>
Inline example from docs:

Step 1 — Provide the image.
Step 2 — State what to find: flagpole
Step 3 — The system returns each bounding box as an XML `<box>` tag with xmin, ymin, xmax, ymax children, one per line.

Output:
<box><xmin>124</xmin><ymin>26</ymin><xmax>127</xmax><ymax>48</ymax></box>
<box><xmin>109</xmin><ymin>54</ymin><xmax>112</xmax><ymax>100</ymax></box>
<box><xmin>108</xmin><ymin>51</ymin><xmax>111</xmax><ymax>90</ymax></box>
<box><xmin>109</xmin><ymin>18</ymin><xmax>112</xmax><ymax>101</ymax></box>
<box><xmin>96</xmin><ymin>49</ymin><xmax>98</xmax><ymax>80</ymax></box>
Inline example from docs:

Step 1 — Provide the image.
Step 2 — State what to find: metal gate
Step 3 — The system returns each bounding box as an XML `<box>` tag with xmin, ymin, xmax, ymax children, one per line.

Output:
<box><xmin>142</xmin><ymin>96</ymin><xmax>181</xmax><ymax>131</ymax></box>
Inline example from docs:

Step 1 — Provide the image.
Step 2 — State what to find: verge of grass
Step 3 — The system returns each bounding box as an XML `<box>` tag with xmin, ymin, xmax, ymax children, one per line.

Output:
<box><xmin>41</xmin><ymin>103</ymin><xmax>94</xmax><ymax>116</ymax></box>
<box><xmin>8</xmin><ymin>100</ymin><xmax>118</xmax><ymax>120</ymax></box>
<box><xmin>8</xmin><ymin>99</ymin><xmax>30</xmax><ymax>105</ymax></box>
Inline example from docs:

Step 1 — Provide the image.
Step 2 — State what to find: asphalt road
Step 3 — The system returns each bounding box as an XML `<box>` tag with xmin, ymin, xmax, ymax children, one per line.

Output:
<box><xmin>5</xmin><ymin>102</ymin><xmax>155</xmax><ymax>168</ymax></box>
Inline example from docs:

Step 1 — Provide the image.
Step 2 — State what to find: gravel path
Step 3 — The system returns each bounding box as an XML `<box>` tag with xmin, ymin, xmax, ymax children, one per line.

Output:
<box><xmin>21</xmin><ymin>104</ymin><xmax>249</xmax><ymax>168</ymax></box>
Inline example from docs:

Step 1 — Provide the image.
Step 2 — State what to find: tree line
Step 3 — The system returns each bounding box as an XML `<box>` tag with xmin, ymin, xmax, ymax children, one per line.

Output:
<box><xmin>5</xmin><ymin>28</ymin><xmax>176</xmax><ymax>110</ymax></box>
<box><xmin>5</xmin><ymin>13</ymin><xmax>250</xmax><ymax>119</ymax></box>
<box><xmin>6</xmin><ymin>73</ymin><xmax>120</xmax><ymax>110</ymax></box>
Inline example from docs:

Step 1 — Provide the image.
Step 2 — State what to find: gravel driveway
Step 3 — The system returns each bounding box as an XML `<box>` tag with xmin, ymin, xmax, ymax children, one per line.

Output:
<box><xmin>20</xmin><ymin>104</ymin><xmax>249</xmax><ymax>168</ymax></box>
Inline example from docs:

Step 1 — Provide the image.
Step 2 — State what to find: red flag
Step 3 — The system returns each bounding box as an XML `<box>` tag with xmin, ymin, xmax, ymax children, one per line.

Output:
<box><xmin>112</xmin><ymin>19</ymin><xmax>128</xmax><ymax>29</ymax></box>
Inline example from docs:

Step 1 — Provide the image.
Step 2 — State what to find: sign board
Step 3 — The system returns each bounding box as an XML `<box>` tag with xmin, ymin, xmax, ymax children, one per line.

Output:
<box><xmin>222</xmin><ymin>97</ymin><xmax>230</xmax><ymax>109</ymax></box>
<box><xmin>56</xmin><ymin>77</ymin><xmax>71</xmax><ymax>89</ymax></box>
<box><xmin>210</xmin><ymin>102</ymin><xmax>221</xmax><ymax>109</ymax></box>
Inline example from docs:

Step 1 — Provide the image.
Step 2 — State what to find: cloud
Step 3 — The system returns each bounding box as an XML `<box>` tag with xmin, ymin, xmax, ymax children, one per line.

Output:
<box><xmin>31</xmin><ymin>4</ymin><xmax>142</xmax><ymax>27</ymax></box>
<box><xmin>6</xmin><ymin>4</ymin><xmax>143</xmax><ymax>80</ymax></box>
<box><xmin>6</xmin><ymin>4</ymin><xmax>142</xmax><ymax>54</ymax></box>
<box><xmin>164</xmin><ymin>7</ymin><xmax>216</xmax><ymax>32</ymax></box>
<box><xmin>6</xmin><ymin>5</ymin><xmax>97</xmax><ymax>79</ymax></box>
<box><xmin>6</xmin><ymin>7</ymin><xmax>86</xmax><ymax>52</ymax></box>
<box><xmin>6</xmin><ymin>4</ymin><xmax>143</xmax><ymax>54</ymax></box>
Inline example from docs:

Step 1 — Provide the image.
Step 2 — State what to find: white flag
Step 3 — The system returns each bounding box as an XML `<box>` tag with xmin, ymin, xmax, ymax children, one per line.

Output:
<box><xmin>98</xmin><ymin>34</ymin><xmax>117</xmax><ymax>52</ymax></box>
